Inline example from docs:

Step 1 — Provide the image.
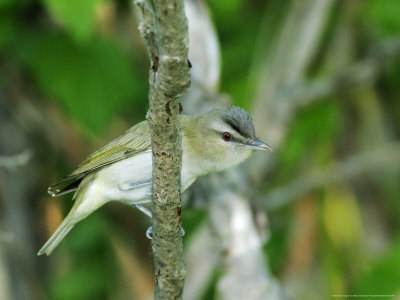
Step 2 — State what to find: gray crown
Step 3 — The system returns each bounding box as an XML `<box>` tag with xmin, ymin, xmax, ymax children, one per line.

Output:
<box><xmin>220</xmin><ymin>106</ymin><xmax>256</xmax><ymax>138</ymax></box>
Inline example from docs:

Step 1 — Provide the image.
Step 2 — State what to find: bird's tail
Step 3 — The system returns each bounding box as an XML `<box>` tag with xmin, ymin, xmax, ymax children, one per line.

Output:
<box><xmin>37</xmin><ymin>217</ymin><xmax>75</xmax><ymax>256</ymax></box>
<box><xmin>38</xmin><ymin>174</ymin><xmax>102</xmax><ymax>256</ymax></box>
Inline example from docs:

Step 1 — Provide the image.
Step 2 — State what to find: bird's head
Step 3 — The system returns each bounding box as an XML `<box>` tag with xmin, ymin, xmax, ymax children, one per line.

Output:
<box><xmin>184</xmin><ymin>106</ymin><xmax>272</xmax><ymax>174</ymax></box>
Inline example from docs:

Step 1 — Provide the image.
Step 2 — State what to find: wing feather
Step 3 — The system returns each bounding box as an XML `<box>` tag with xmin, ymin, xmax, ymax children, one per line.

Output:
<box><xmin>72</xmin><ymin>121</ymin><xmax>151</xmax><ymax>175</ymax></box>
<box><xmin>48</xmin><ymin>121</ymin><xmax>151</xmax><ymax>196</ymax></box>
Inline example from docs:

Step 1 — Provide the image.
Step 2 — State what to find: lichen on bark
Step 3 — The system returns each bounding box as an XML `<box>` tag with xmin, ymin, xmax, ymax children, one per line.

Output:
<box><xmin>134</xmin><ymin>0</ymin><xmax>190</xmax><ymax>298</ymax></box>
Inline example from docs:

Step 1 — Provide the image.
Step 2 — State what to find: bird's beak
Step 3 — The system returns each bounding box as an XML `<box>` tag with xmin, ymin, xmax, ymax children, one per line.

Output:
<box><xmin>245</xmin><ymin>137</ymin><xmax>273</xmax><ymax>151</ymax></box>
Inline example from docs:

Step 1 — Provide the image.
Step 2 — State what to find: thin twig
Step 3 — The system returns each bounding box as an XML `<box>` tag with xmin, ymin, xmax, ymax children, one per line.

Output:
<box><xmin>294</xmin><ymin>35</ymin><xmax>400</xmax><ymax>107</ymax></box>
<box><xmin>258</xmin><ymin>143</ymin><xmax>400</xmax><ymax>211</ymax></box>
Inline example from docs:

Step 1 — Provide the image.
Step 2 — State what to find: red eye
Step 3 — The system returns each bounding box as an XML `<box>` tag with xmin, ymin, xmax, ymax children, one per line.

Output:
<box><xmin>223</xmin><ymin>132</ymin><xmax>232</xmax><ymax>141</ymax></box>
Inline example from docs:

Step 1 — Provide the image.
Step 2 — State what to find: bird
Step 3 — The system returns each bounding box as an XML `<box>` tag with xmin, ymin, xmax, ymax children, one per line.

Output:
<box><xmin>38</xmin><ymin>106</ymin><xmax>272</xmax><ymax>255</ymax></box>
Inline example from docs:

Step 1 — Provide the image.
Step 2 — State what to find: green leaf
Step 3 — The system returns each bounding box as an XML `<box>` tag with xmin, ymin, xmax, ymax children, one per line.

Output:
<box><xmin>0</xmin><ymin>0</ymin><xmax>13</xmax><ymax>8</ymax></box>
<box><xmin>281</xmin><ymin>101</ymin><xmax>341</xmax><ymax>167</ymax></box>
<box><xmin>17</xmin><ymin>34</ymin><xmax>141</xmax><ymax>133</ymax></box>
<box><xmin>49</xmin><ymin>259</ymin><xmax>110</xmax><ymax>300</ymax></box>
<box><xmin>182</xmin><ymin>209</ymin><xmax>206</xmax><ymax>244</ymax></box>
<box><xmin>42</xmin><ymin>0</ymin><xmax>103</xmax><ymax>42</ymax></box>
<box><xmin>354</xmin><ymin>238</ymin><xmax>400</xmax><ymax>298</ymax></box>
<box><xmin>323</xmin><ymin>187</ymin><xmax>364</xmax><ymax>249</ymax></box>
<box><xmin>209</xmin><ymin>0</ymin><xmax>245</xmax><ymax>16</ymax></box>
<box><xmin>364</xmin><ymin>0</ymin><xmax>400</xmax><ymax>37</ymax></box>
<box><xmin>0</xmin><ymin>9</ymin><xmax>17</xmax><ymax>48</ymax></box>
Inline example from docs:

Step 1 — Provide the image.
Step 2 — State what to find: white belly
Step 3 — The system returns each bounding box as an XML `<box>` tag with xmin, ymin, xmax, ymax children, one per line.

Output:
<box><xmin>92</xmin><ymin>151</ymin><xmax>153</xmax><ymax>205</ymax></box>
<box><xmin>81</xmin><ymin>150</ymin><xmax>200</xmax><ymax>208</ymax></box>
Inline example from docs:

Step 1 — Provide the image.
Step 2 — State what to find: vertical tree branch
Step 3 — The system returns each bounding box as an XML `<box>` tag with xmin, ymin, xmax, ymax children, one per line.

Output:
<box><xmin>135</xmin><ymin>0</ymin><xmax>190</xmax><ymax>299</ymax></box>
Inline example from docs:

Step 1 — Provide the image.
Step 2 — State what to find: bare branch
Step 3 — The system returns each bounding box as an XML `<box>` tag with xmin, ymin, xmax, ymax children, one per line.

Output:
<box><xmin>294</xmin><ymin>35</ymin><xmax>400</xmax><ymax>107</ymax></box>
<box><xmin>206</xmin><ymin>171</ymin><xmax>288</xmax><ymax>300</ymax></box>
<box><xmin>248</xmin><ymin>0</ymin><xmax>335</xmax><ymax>182</ymax></box>
<box><xmin>258</xmin><ymin>143</ymin><xmax>400</xmax><ymax>211</ymax></box>
<box><xmin>185</xmin><ymin>0</ymin><xmax>220</xmax><ymax>92</ymax></box>
<box><xmin>135</xmin><ymin>0</ymin><xmax>190</xmax><ymax>298</ymax></box>
<box><xmin>0</xmin><ymin>149</ymin><xmax>32</xmax><ymax>171</ymax></box>
<box><xmin>183</xmin><ymin>224</ymin><xmax>219</xmax><ymax>300</ymax></box>
<box><xmin>180</xmin><ymin>0</ymin><xmax>286</xmax><ymax>298</ymax></box>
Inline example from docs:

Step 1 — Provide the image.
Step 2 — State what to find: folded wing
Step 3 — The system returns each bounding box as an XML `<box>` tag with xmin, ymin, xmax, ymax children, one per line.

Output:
<box><xmin>48</xmin><ymin>121</ymin><xmax>151</xmax><ymax>197</ymax></box>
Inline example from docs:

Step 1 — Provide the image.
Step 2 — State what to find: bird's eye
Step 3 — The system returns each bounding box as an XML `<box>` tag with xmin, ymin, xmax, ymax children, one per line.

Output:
<box><xmin>222</xmin><ymin>132</ymin><xmax>232</xmax><ymax>141</ymax></box>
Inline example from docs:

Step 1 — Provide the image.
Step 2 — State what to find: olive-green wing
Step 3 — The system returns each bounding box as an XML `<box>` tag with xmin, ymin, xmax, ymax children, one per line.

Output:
<box><xmin>71</xmin><ymin>121</ymin><xmax>151</xmax><ymax>176</ymax></box>
<box><xmin>48</xmin><ymin>121</ymin><xmax>151</xmax><ymax>196</ymax></box>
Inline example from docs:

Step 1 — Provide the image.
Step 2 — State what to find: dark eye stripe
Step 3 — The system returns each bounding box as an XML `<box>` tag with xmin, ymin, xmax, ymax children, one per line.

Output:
<box><xmin>224</xmin><ymin>119</ymin><xmax>251</xmax><ymax>138</ymax></box>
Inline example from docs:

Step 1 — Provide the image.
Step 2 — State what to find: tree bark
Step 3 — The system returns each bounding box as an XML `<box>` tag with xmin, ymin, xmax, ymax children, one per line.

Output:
<box><xmin>135</xmin><ymin>0</ymin><xmax>190</xmax><ymax>299</ymax></box>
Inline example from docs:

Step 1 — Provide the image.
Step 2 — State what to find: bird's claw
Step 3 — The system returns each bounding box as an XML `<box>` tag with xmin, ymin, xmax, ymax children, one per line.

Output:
<box><xmin>145</xmin><ymin>225</ymin><xmax>185</xmax><ymax>240</ymax></box>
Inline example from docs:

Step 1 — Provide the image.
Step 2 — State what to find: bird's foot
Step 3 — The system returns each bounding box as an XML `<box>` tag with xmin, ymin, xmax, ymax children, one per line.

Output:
<box><xmin>146</xmin><ymin>226</ymin><xmax>153</xmax><ymax>239</ymax></box>
<box><xmin>133</xmin><ymin>204</ymin><xmax>152</xmax><ymax>218</ymax></box>
<box><xmin>145</xmin><ymin>226</ymin><xmax>185</xmax><ymax>240</ymax></box>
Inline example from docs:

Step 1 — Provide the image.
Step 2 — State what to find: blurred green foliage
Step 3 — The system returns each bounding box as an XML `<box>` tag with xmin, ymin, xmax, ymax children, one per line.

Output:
<box><xmin>43</xmin><ymin>0</ymin><xmax>102</xmax><ymax>42</ymax></box>
<box><xmin>209</xmin><ymin>0</ymin><xmax>267</xmax><ymax>108</ymax></box>
<box><xmin>18</xmin><ymin>34</ymin><xmax>141</xmax><ymax>132</ymax></box>
<box><xmin>1</xmin><ymin>0</ymin><xmax>148</xmax><ymax>134</ymax></box>
<box><xmin>355</xmin><ymin>238</ymin><xmax>400</xmax><ymax>298</ymax></box>
<box><xmin>47</xmin><ymin>213</ymin><xmax>116</xmax><ymax>300</ymax></box>
<box><xmin>364</xmin><ymin>0</ymin><xmax>400</xmax><ymax>37</ymax></box>
<box><xmin>280</xmin><ymin>101</ymin><xmax>341</xmax><ymax>175</ymax></box>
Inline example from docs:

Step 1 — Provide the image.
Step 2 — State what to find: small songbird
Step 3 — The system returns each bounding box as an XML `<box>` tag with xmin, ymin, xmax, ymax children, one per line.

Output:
<box><xmin>38</xmin><ymin>106</ymin><xmax>272</xmax><ymax>255</ymax></box>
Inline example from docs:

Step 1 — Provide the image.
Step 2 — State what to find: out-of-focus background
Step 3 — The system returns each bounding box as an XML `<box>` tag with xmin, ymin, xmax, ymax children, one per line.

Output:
<box><xmin>1</xmin><ymin>0</ymin><xmax>400</xmax><ymax>299</ymax></box>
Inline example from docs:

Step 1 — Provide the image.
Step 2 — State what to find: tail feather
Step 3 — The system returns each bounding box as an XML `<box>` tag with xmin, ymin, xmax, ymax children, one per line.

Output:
<box><xmin>39</xmin><ymin>173</ymin><xmax>101</xmax><ymax>256</ymax></box>
<box><xmin>37</xmin><ymin>219</ymin><xmax>75</xmax><ymax>256</ymax></box>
